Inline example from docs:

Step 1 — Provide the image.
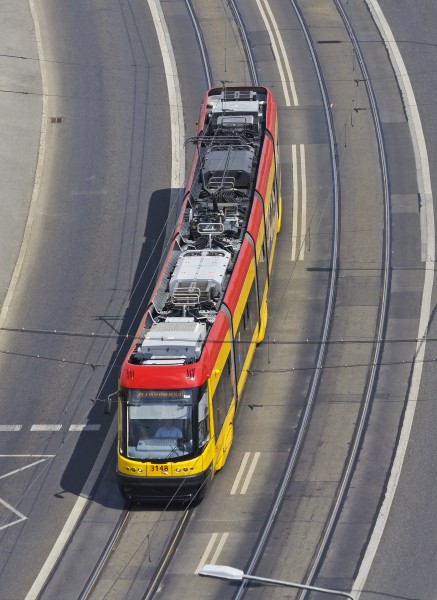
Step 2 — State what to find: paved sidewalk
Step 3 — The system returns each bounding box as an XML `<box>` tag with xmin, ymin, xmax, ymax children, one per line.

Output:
<box><xmin>0</xmin><ymin>0</ymin><xmax>41</xmax><ymax>310</ymax></box>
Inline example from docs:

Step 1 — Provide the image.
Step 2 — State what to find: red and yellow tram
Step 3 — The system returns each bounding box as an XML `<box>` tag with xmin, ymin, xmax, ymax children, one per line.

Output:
<box><xmin>117</xmin><ymin>86</ymin><xmax>281</xmax><ymax>502</ymax></box>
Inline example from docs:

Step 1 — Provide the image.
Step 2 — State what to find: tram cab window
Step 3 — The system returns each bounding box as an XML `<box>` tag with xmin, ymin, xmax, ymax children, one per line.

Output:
<box><xmin>126</xmin><ymin>389</ymin><xmax>194</xmax><ymax>460</ymax></box>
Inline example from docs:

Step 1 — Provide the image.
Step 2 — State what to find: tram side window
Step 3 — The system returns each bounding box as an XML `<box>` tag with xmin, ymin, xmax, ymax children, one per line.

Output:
<box><xmin>198</xmin><ymin>391</ymin><xmax>210</xmax><ymax>449</ymax></box>
<box><xmin>213</xmin><ymin>358</ymin><xmax>233</xmax><ymax>438</ymax></box>
<box><xmin>247</xmin><ymin>281</ymin><xmax>257</xmax><ymax>331</ymax></box>
<box><xmin>257</xmin><ymin>238</ymin><xmax>268</xmax><ymax>297</ymax></box>
<box><xmin>271</xmin><ymin>182</ymin><xmax>278</xmax><ymax>223</ymax></box>
<box><xmin>119</xmin><ymin>394</ymin><xmax>127</xmax><ymax>455</ymax></box>
<box><xmin>265</xmin><ymin>198</ymin><xmax>272</xmax><ymax>253</ymax></box>
<box><xmin>272</xmin><ymin>177</ymin><xmax>278</xmax><ymax>213</ymax></box>
<box><xmin>265</xmin><ymin>194</ymin><xmax>276</xmax><ymax>253</ymax></box>
<box><xmin>236</xmin><ymin>281</ymin><xmax>258</xmax><ymax>370</ymax></box>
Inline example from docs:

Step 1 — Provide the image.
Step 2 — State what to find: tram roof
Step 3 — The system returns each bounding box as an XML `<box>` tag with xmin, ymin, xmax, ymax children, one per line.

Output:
<box><xmin>126</xmin><ymin>87</ymin><xmax>271</xmax><ymax>369</ymax></box>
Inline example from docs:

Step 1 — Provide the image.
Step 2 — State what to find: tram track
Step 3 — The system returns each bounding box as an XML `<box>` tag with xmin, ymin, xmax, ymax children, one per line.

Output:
<box><xmin>232</xmin><ymin>0</ymin><xmax>391</xmax><ymax>598</ymax></box>
<box><xmin>233</xmin><ymin>0</ymin><xmax>341</xmax><ymax>595</ymax></box>
<box><xmin>79</xmin><ymin>507</ymin><xmax>131</xmax><ymax>600</ymax></box>
<box><xmin>78</xmin><ymin>504</ymin><xmax>192</xmax><ymax>600</ymax></box>
<box><xmin>71</xmin><ymin>4</ymin><xmax>220</xmax><ymax>598</ymax></box>
<box><xmin>71</xmin><ymin>2</ymin><xmax>261</xmax><ymax>597</ymax></box>
<box><xmin>185</xmin><ymin>0</ymin><xmax>212</xmax><ymax>88</ymax></box>
<box><xmin>298</xmin><ymin>1</ymin><xmax>391</xmax><ymax>593</ymax></box>
<box><xmin>49</xmin><ymin>2</ymin><xmax>390</xmax><ymax>599</ymax></box>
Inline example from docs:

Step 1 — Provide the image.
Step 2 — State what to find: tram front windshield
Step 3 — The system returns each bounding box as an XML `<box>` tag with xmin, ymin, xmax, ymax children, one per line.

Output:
<box><xmin>127</xmin><ymin>389</ymin><xmax>193</xmax><ymax>460</ymax></box>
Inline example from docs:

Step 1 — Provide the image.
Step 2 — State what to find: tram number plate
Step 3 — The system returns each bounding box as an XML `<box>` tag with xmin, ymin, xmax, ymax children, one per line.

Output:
<box><xmin>150</xmin><ymin>464</ymin><xmax>169</xmax><ymax>474</ymax></box>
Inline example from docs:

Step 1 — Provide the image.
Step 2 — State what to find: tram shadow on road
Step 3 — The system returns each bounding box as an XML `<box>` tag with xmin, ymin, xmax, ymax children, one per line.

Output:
<box><xmin>59</xmin><ymin>188</ymin><xmax>182</xmax><ymax>509</ymax></box>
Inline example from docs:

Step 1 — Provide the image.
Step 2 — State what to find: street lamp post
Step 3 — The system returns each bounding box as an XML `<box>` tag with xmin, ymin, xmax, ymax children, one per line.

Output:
<box><xmin>199</xmin><ymin>564</ymin><xmax>357</xmax><ymax>600</ymax></box>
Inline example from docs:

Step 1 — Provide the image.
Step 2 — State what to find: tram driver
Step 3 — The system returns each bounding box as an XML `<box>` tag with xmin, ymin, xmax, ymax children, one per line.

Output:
<box><xmin>154</xmin><ymin>418</ymin><xmax>183</xmax><ymax>439</ymax></box>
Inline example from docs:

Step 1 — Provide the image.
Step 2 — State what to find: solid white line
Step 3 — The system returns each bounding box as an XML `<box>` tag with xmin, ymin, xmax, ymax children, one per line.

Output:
<box><xmin>230</xmin><ymin>452</ymin><xmax>250</xmax><ymax>495</ymax></box>
<box><xmin>194</xmin><ymin>532</ymin><xmax>218</xmax><ymax>574</ymax></box>
<box><xmin>69</xmin><ymin>424</ymin><xmax>101</xmax><ymax>432</ymax></box>
<box><xmin>25</xmin><ymin>417</ymin><xmax>117</xmax><ymax>600</ymax></box>
<box><xmin>210</xmin><ymin>532</ymin><xmax>229</xmax><ymax>564</ymax></box>
<box><xmin>353</xmin><ymin>2</ymin><xmax>435</xmax><ymax>597</ymax></box>
<box><xmin>0</xmin><ymin>425</ymin><xmax>22</xmax><ymax>431</ymax></box>
<box><xmin>367</xmin><ymin>7</ymin><xmax>433</xmax><ymax>263</ymax></box>
<box><xmin>261</xmin><ymin>0</ymin><xmax>298</xmax><ymax>105</ymax></box>
<box><xmin>0</xmin><ymin>498</ymin><xmax>27</xmax><ymax>531</ymax></box>
<box><xmin>0</xmin><ymin>458</ymin><xmax>53</xmax><ymax>532</ymax></box>
<box><xmin>147</xmin><ymin>0</ymin><xmax>185</xmax><ymax>206</ymax></box>
<box><xmin>0</xmin><ymin>458</ymin><xmax>49</xmax><ymax>480</ymax></box>
<box><xmin>30</xmin><ymin>424</ymin><xmax>62</xmax><ymax>432</ymax></box>
<box><xmin>240</xmin><ymin>451</ymin><xmax>260</xmax><ymax>495</ymax></box>
<box><xmin>26</xmin><ymin>2</ymin><xmax>184</xmax><ymax>595</ymax></box>
<box><xmin>299</xmin><ymin>144</ymin><xmax>307</xmax><ymax>260</ymax></box>
<box><xmin>0</xmin><ymin>0</ymin><xmax>48</xmax><ymax>328</ymax></box>
<box><xmin>291</xmin><ymin>144</ymin><xmax>299</xmax><ymax>260</ymax></box>
<box><xmin>27</xmin><ymin>500</ymin><xmax>88</xmax><ymax>596</ymax></box>
<box><xmin>256</xmin><ymin>0</ymin><xmax>291</xmax><ymax>106</ymax></box>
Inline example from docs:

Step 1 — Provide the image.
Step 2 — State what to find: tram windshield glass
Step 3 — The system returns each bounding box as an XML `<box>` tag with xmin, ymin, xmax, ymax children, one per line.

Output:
<box><xmin>126</xmin><ymin>389</ymin><xmax>195</xmax><ymax>460</ymax></box>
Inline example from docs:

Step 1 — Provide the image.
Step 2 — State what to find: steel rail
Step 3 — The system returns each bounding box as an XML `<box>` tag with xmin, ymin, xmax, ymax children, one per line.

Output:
<box><xmin>141</xmin><ymin>509</ymin><xmax>191</xmax><ymax>600</ymax></box>
<box><xmin>299</xmin><ymin>0</ymin><xmax>391</xmax><ymax>595</ymax></box>
<box><xmin>232</xmin><ymin>0</ymin><xmax>342</xmax><ymax>596</ymax></box>
<box><xmin>77</xmin><ymin>505</ymin><xmax>192</xmax><ymax>600</ymax></box>
<box><xmin>185</xmin><ymin>0</ymin><xmax>212</xmax><ymax>89</ymax></box>
<box><xmin>228</xmin><ymin>0</ymin><xmax>258</xmax><ymax>85</ymax></box>
<box><xmin>78</xmin><ymin>506</ymin><xmax>131</xmax><ymax>600</ymax></box>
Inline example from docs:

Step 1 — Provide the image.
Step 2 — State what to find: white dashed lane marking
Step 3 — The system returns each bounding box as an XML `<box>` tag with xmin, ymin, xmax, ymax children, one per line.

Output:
<box><xmin>291</xmin><ymin>144</ymin><xmax>307</xmax><ymax>261</ymax></box>
<box><xmin>69</xmin><ymin>424</ymin><xmax>101</xmax><ymax>432</ymax></box>
<box><xmin>230</xmin><ymin>451</ymin><xmax>261</xmax><ymax>495</ymax></box>
<box><xmin>195</xmin><ymin>532</ymin><xmax>230</xmax><ymax>575</ymax></box>
<box><xmin>0</xmin><ymin>424</ymin><xmax>101</xmax><ymax>432</ymax></box>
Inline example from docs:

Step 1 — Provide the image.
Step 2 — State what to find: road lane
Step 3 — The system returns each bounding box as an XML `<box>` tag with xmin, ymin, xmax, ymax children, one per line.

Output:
<box><xmin>0</xmin><ymin>1</ymin><xmax>174</xmax><ymax>597</ymax></box>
